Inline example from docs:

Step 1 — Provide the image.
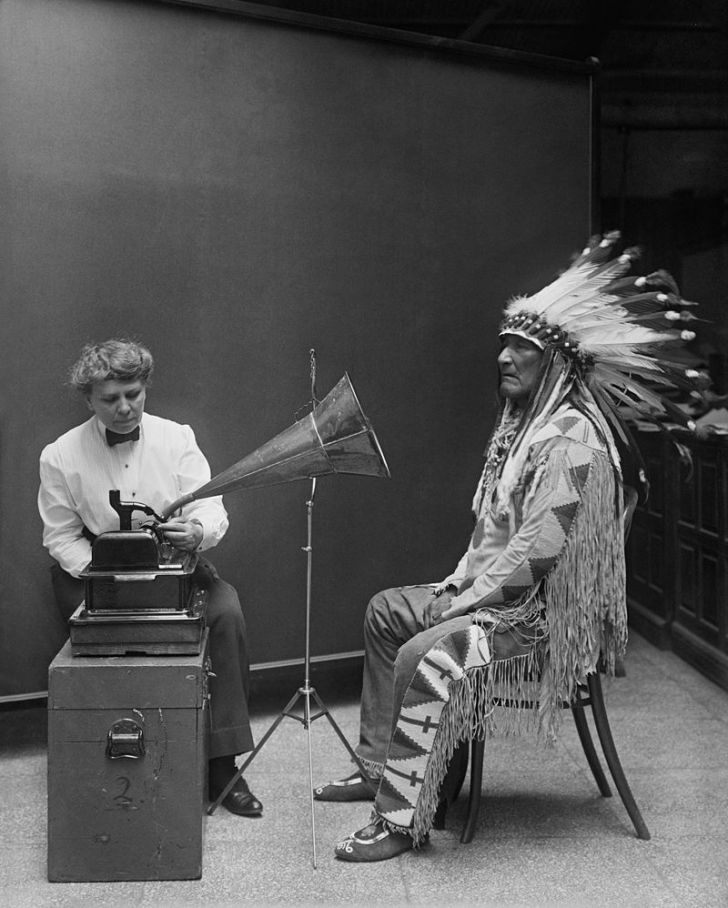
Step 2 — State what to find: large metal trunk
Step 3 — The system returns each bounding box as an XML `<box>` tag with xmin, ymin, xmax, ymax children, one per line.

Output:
<box><xmin>47</xmin><ymin>634</ymin><xmax>209</xmax><ymax>882</ymax></box>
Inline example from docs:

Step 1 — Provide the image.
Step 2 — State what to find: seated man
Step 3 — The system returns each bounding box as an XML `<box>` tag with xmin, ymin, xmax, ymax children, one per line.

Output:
<box><xmin>315</xmin><ymin>232</ymin><xmax>701</xmax><ymax>861</ymax></box>
<box><xmin>38</xmin><ymin>338</ymin><xmax>262</xmax><ymax>817</ymax></box>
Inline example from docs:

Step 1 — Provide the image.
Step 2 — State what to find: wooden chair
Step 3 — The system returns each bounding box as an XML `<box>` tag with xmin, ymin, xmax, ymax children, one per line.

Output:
<box><xmin>434</xmin><ymin>672</ymin><xmax>650</xmax><ymax>842</ymax></box>
<box><xmin>434</xmin><ymin>487</ymin><xmax>650</xmax><ymax>843</ymax></box>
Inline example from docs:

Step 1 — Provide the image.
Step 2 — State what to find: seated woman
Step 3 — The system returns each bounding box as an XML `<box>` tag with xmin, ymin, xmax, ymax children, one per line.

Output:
<box><xmin>38</xmin><ymin>338</ymin><xmax>262</xmax><ymax>817</ymax></box>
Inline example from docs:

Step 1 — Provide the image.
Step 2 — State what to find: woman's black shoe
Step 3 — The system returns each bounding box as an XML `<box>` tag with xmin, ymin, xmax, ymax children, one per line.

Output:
<box><xmin>211</xmin><ymin>776</ymin><xmax>263</xmax><ymax>817</ymax></box>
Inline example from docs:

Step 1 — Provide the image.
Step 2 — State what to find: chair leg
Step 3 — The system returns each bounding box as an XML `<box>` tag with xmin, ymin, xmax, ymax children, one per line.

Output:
<box><xmin>461</xmin><ymin>739</ymin><xmax>485</xmax><ymax>844</ymax></box>
<box><xmin>449</xmin><ymin>740</ymin><xmax>471</xmax><ymax>803</ymax></box>
<box><xmin>433</xmin><ymin>741</ymin><xmax>469</xmax><ymax>829</ymax></box>
<box><xmin>571</xmin><ymin>700</ymin><xmax>612</xmax><ymax>797</ymax></box>
<box><xmin>433</xmin><ymin>800</ymin><xmax>447</xmax><ymax>830</ymax></box>
<box><xmin>587</xmin><ymin>673</ymin><xmax>651</xmax><ymax>840</ymax></box>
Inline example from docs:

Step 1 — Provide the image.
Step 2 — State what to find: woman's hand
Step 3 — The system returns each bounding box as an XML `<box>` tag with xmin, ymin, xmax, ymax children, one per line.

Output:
<box><xmin>158</xmin><ymin>517</ymin><xmax>203</xmax><ymax>552</ymax></box>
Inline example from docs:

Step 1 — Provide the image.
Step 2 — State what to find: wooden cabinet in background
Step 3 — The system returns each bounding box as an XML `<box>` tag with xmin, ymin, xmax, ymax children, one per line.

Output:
<box><xmin>627</xmin><ymin>431</ymin><xmax>728</xmax><ymax>690</ymax></box>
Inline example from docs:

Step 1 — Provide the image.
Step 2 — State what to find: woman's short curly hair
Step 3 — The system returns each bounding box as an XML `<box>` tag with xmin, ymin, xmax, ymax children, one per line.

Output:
<box><xmin>69</xmin><ymin>339</ymin><xmax>154</xmax><ymax>395</ymax></box>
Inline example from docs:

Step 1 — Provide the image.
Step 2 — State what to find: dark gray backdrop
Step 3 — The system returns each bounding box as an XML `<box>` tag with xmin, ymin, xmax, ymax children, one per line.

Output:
<box><xmin>0</xmin><ymin>0</ymin><xmax>595</xmax><ymax>696</ymax></box>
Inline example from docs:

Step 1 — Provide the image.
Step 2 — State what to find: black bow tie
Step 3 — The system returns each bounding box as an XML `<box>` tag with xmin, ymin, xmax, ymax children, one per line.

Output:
<box><xmin>106</xmin><ymin>426</ymin><xmax>140</xmax><ymax>446</ymax></box>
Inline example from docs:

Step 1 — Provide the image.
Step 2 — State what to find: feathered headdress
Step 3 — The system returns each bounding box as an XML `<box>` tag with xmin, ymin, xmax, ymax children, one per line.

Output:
<box><xmin>500</xmin><ymin>230</ymin><xmax>706</xmax><ymax>441</ymax></box>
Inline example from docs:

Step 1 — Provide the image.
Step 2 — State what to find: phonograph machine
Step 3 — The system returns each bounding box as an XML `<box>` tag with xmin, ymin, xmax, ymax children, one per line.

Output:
<box><xmin>67</xmin><ymin>372</ymin><xmax>390</xmax><ymax>659</ymax></box>
<box><xmin>68</xmin><ymin>490</ymin><xmax>208</xmax><ymax>656</ymax></box>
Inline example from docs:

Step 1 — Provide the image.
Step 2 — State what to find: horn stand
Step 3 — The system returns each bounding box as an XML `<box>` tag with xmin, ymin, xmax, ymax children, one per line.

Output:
<box><xmin>207</xmin><ymin>484</ymin><xmax>376</xmax><ymax>870</ymax></box>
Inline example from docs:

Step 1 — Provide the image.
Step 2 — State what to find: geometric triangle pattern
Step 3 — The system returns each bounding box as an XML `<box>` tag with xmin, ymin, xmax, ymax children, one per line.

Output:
<box><xmin>551</xmin><ymin>498</ymin><xmax>580</xmax><ymax>535</ymax></box>
<box><xmin>552</xmin><ymin>414</ymin><xmax>581</xmax><ymax>434</ymax></box>
<box><xmin>442</xmin><ymin>407</ymin><xmax>603</xmax><ymax>617</ymax></box>
<box><xmin>568</xmin><ymin>461</ymin><xmax>592</xmax><ymax>491</ymax></box>
<box><xmin>376</xmin><ymin>624</ymin><xmax>490</xmax><ymax>829</ymax></box>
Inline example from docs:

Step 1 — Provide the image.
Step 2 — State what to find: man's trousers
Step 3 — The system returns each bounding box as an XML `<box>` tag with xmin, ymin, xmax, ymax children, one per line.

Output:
<box><xmin>356</xmin><ymin>584</ymin><xmax>536</xmax><ymax>838</ymax></box>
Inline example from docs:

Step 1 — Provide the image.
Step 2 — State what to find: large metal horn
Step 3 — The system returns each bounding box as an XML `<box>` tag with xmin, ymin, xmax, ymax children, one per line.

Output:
<box><xmin>161</xmin><ymin>374</ymin><xmax>389</xmax><ymax>519</ymax></box>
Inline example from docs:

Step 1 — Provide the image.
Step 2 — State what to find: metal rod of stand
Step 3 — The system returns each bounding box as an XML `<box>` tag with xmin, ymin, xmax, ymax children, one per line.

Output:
<box><xmin>303</xmin><ymin>477</ymin><xmax>318</xmax><ymax>868</ymax></box>
<box><xmin>303</xmin><ymin>478</ymin><xmax>315</xmax><ymax>690</ymax></box>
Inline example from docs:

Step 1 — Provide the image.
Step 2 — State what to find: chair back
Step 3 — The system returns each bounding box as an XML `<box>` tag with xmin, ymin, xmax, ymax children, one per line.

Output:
<box><xmin>623</xmin><ymin>484</ymin><xmax>638</xmax><ymax>542</ymax></box>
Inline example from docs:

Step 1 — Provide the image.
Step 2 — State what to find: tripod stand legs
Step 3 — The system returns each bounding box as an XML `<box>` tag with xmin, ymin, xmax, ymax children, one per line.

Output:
<box><xmin>207</xmin><ymin>681</ymin><xmax>374</xmax><ymax>869</ymax></box>
<box><xmin>208</xmin><ymin>474</ymin><xmax>375</xmax><ymax>866</ymax></box>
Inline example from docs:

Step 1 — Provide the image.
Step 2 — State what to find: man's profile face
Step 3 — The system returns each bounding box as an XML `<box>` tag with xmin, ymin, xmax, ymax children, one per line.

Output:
<box><xmin>86</xmin><ymin>379</ymin><xmax>147</xmax><ymax>433</ymax></box>
<box><xmin>497</xmin><ymin>333</ymin><xmax>544</xmax><ymax>407</ymax></box>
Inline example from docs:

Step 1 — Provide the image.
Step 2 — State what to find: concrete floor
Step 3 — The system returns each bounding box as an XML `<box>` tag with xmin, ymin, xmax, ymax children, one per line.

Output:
<box><xmin>2</xmin><ymin>631</ymin><xmax>728</xmax><ymax>907</ymax></box>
